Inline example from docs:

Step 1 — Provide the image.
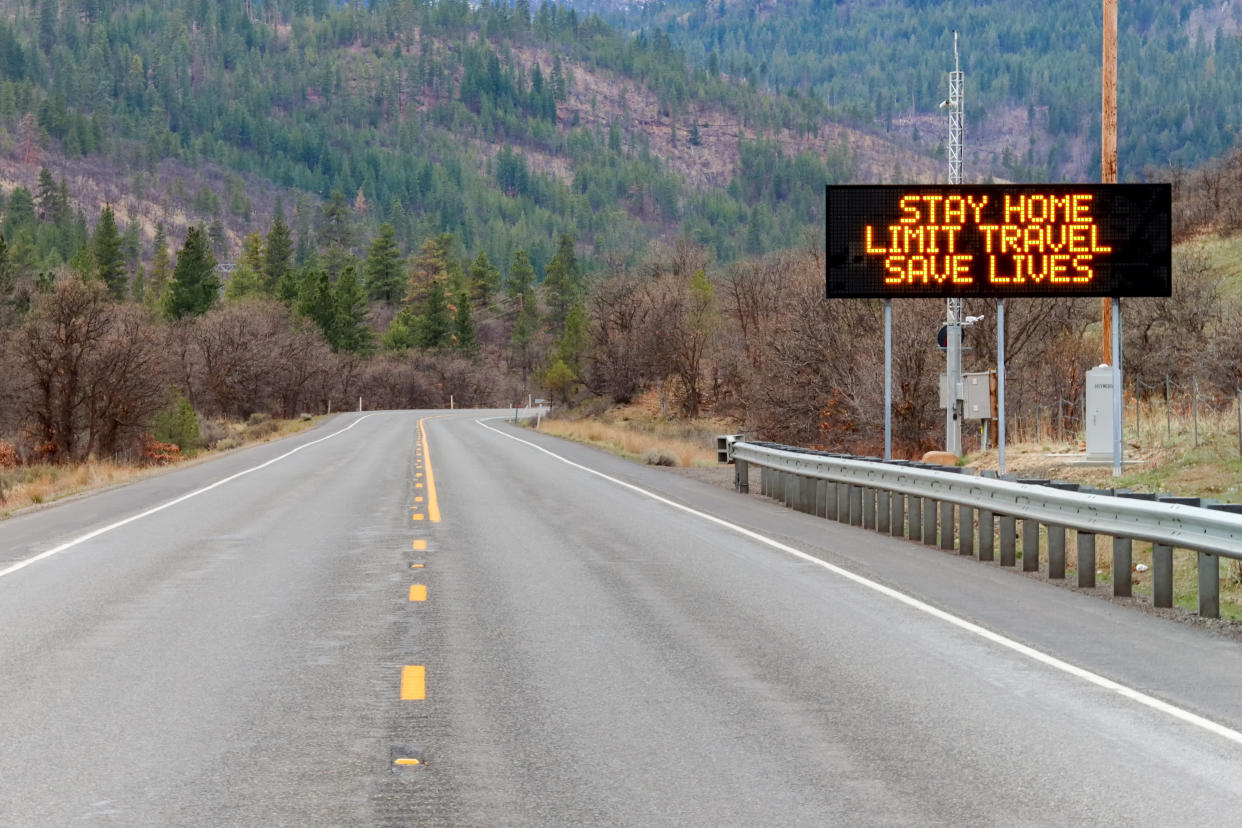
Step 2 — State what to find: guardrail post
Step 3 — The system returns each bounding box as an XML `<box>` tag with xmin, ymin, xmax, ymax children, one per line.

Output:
<box><xmin>815</xmin><ymin>479</ymin><xmax>827</xmax><ymax>518</ymax></box>
<box><xmin>802</xmin><ymin>476</ymin><xmax>816</xmax><ymax>514</ymax></box>
<box><xmin>1153</xmin><ymin>543</ymin><xmax>1173</xmax><ymax>607</ymax></box>
<box><xmin>923</xmin><ymin>496</ymin><xmax>937</xmax><ymax>545</ymax></box>
<box><xmin>999</xmin><ymin>516</ymin><xmax>1016</xmax><ymax>566</ymax></box>
<box><xmin>939</xmin><ymin>500</ymin><xmax>955</xmax><ymax>551</ymax></box>
<box><xmin>1113</xmin><ymin>537</ymin><xmax>1132</xmax><ymax>596</ymax></box>
<box><xmin>1199</xmin><ymin>552</ymin><xmax>1220</xmax><ymax>619</ymax></box>
<box><xmin>863</xmin><ymin>487</ymin><xmax>875</xmax><ymax>529</ymax></box>
<box><xmin>1022</xmin><ymin>519</ymin><xmax>1040</xmax><ymax>572</ymax></box>
<box><xmin>1047</xmin><ymin>525</ymin><xmax>1066</xmax><ymax>579</ymax></box>
<box><xmin>908</xmin><ymin>496</ymin><xmax>922</xmax><ymax>540</ymax></box>
<box><xmin>838</xmin><ymin>484</ymin><xmax>851</xmax><ymax>524</ymax></box>
<box><xmin>890</xmin><ymin>492</ymin><xmax>904</xmax><ymax>537</ymax></box>
<box><xmin>735</xmin><ymin>459</ymin><xmax>749</xmax><ymax>493</ymax></box>
<box><xmin>849</xmin><ymin>485</ymin><xmax>863</xmax><ymax>527</ymax></box>
<box><xmin>760</xmin><ymin>467</ymin><xmax>769</xmax><ymax>497</ymax></box>
<box><xmin>978</xmin><ymin>509</ymin><xmax>994</xmax><ymax>561</ymax></box>
<box><xmin>1077</xmin><ymin>532</ymin><xmax>1096</xmax><ymax>588</ymax></box>
<box><xmin>877</xmin><ymin>490</ymin><xmax>890</xmax><ymax>533</ymax></box>
<box><xmin>959</xmin><ymin>506</ymin><xmax>974</xmax><ymax>556</ymax></box>
<box><xmin>825</xmin><ymin>480</ymin><xmax>839</xmax><ymax>520</ymax></box>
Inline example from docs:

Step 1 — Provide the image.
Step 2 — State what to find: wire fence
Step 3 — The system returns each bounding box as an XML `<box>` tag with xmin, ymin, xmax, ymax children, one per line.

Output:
<box><xmin>974</xmin><ymin>375</ymin><xmax>1242</xmax><ymax>455</ymax></box>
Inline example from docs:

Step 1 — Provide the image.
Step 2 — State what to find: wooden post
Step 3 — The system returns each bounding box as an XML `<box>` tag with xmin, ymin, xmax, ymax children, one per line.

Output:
<box><xmin>1101</xmin><ymin>0</ymin><xmax>1118</xmax><ymax>364</ymax></box>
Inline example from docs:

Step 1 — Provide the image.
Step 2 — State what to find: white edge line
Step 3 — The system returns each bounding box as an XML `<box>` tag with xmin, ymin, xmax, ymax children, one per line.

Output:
<box><xmin>0</xmin><ymin>414</ymin><xmax>379</xmax><ymax>581</ymax></box>
<box><xmin>476</xmin><ymin>417</ymin><xmax>1242</xmax><ymax>748</ymax></box>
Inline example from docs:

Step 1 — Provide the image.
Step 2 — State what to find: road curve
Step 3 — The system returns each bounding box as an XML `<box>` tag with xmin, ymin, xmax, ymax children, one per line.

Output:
<box><xmin>3</xmin><ymin>411</ymin><xmax>1242</xmax><ymax>826</ymax></box>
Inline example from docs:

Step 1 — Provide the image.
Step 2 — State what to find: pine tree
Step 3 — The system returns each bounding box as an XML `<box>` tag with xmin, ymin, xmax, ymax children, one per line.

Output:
<box><xmin>418</xmin><ymin>279</ymin><xmax>452</xmax><ymax>349</ymax></box>
<box><xmin>453</xmin><ymin>290</ymin><xmax>477</xmax><ymax>353</ymax></box>
<box><xmin>331</xmin><ymin>266</ymin><xmax>373</xmax><ymax>354</ymax></box>
<box><xmin>364</xmin><ymin>223</ymin><xmax>403</xmax><ymax>303</ymax></box>
<box><xmin>145</xmin><ymin>223</ymin><xmax>172</xmax><ymax>313</ymax></box>
<box><xmin>468</xmin><ymin>250</ymin><xmax>501</xmax><ymax>306</ymax></box>
<box><xmin>226</xmin><ymin>231</ymin><xmax>267</xmax><ymax>300</ymax></box>
<box><xmin>35</xmin><ymin>168</ymin><xmax>57</xmax><ymax>221</ymax></box>
<box><xmin>94</xmin><ymin>204</ymin><xmax>126</xmax><ymax>299</ymax></box>
<box><xmin>165</xmin><ymin>226</ymin><xmax>220</xmax><ymax>319</ymax></box>
<box><xmin>264</xmin><ymin>210</ymin><xmax>293</xmax><ymax>293</ymax></box>
<box><xmin>507</xmin><ymin>248</ymin><xmax>535</xmax><ymax>301</ymax></box>
<box><xmin>407</xmin><ymin>236</ymin><xmax>447</xmax><ymax>305</ymax></box>
<box><xmin>509</xmin><ymin>249</ymin><xmax>539</xmax><ymax>380</ymax></box>
<box><xmin>542</xmin><ymin>233</ymin><xmax>579</xmax><ymax>334</ymax></box>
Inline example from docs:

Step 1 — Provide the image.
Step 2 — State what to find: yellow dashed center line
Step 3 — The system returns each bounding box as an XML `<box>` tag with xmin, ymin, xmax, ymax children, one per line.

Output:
<box><xmin>412</xmin><ymin>540</ymin><xmax>427</xmax><ymax>551</ymax></box>
<box><xmin>412</xmin><ymin>514</ymin><xmax>425</xmax><ymax>521</ymax></box>
<box><xmin>410</xmin><ymin>563</ymin><xmax>424</xmax><ymax>569</ymax></box>
<box><xmin>401</xmin><ymin>666</ymin><xmax>426</xmax><ymax>700</ymax></box>
<box><xmin>409</xmin><ymin>584</ymin><xmax>427</xmax><ymax>602</ymax></box>
<box><xmin>394</xmin><ymin>758</ymin><xmax>422</xmax><ymax>766</ymax></box>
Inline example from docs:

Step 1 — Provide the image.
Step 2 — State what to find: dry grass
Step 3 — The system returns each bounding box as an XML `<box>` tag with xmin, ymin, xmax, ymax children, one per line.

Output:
<box><xmin>535</xmin><ymin>410</ymin><xmax>721</xmax><ymax>468</ymax></box>
<box><xmin>0</xmin><ymin>416</ymin><xmax>320</xmax><ymax>519</ymax></box>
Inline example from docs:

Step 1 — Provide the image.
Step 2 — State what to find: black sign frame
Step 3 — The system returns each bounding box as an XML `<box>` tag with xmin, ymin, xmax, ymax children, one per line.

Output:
<box><xmin>825</xmin><ymin>183</ymin><xmax>1171</xmax><ymax>299</ymax></box>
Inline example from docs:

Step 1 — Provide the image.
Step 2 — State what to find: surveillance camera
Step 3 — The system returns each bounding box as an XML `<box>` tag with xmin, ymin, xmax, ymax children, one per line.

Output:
<box><xmin>964</xmin><ymin>314</ymin><xmax>985</xmax><ymax>325</ymax></box>
<box><xmin>938</xmin><ymin>99</ymin><xmax>949</xmax><ymax>109</ymax></box>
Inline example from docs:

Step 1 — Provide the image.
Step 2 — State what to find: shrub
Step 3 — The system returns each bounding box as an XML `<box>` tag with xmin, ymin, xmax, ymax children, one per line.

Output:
<box><xmin>0</xmin><ymin>441</ymin><xmax>19</xmax><ymax>469</ymax></box>
<box><xmin>150</xmin><ymin>394</ymin><xmax>200</xmax><ymax>453</ymax></box>
<box><xmin>141</xmin><ymin>436</ymin><xmax>182</xmax><ymax>465</ymax></box>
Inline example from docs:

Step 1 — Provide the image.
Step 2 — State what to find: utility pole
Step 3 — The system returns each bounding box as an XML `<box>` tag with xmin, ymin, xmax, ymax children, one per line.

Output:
<box><xmin>1102</xmin><ymin>0</ymin><xmax>1123</xmax><ymax>476</ymax></box>
<box><xmin>1101</xmin><ymin>0</ymin><xmax>1117</xmax><ymax>364</ymax></box>
<box><xmin>944</xmin><ymin>31</ymin><xmax>965</xmax><ymax>456</ymax></box>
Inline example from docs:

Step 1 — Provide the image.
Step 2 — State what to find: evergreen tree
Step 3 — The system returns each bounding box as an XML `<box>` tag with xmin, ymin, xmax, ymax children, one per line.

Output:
<box><xmin>264</xmin><ymin>210</ymin><xmax>294</xmax><ymax>293</ymax></box>
<box><xmin>418</xmin><ymin>278</ymin><xmax>452</xmax><ymax>349</ymax></box>
<box><xmin>35</xmin><ymin>168</ymin><xmax>57</xmax><ymax>221</ymax></box>
<box><xmin>453</xmin><ymin>290</ymin><xmax>477</xmax><ymax>353</ymax></box>
<box><xmin>364</xmin><ymin>223</ymin><xmax>403</xmax><ymax>303</ymax></box>
<box><xmin>331</xmin><ymin>266</ymin><xmax>373</xmax><ymax>354</ymax></box>
<box><xmin>226</xmin><ymin>231</ymin><xmax>267</xmax><ymax>300</ymax></box>
<box><xmin>542</xmin><ymin>233</ymin><xmax>579</xmax><ymax>334</ymax></box>
<box><xmin>145</xmin><ymin>223</ymin><xmax>172</xmax><ymax>313</ymax></box>
<box><xmin>0</xmin><ymin>233</ymin><xmax>12</xmax><ymax>300</ymax></box>
<box><xmin>509</xmin><ymin>249</ymin><xmax>539</xmax><ymax>380</ymax></box>
<box><xmin>468</xmin><ymin>250</ymin><xmax>501</xmax><ymax>306</ymax></box>
<box><xmin>296</xmin><ymin>268</ymin><xmax>335</xmax><ymax>336</ymax></box>
<box><xmin>407</xmin><ymin>236</ymin><xmax>448</xmax><ymax>305</ymax></box>
<box><xmin>93</xmin><ymin>204</ymin><xmax>126</xmax><ymax>299</ymax></box>
<box><xmin>165</xmin><ymin>226</ymin><xmax>220</xmax><ymax>319</ymax></box>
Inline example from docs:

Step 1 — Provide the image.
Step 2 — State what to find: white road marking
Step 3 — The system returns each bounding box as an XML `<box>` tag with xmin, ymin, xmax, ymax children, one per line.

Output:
<box><xmin>477</xmin><ymin>418</ymin><xmax>1242</xmax><ymax>748</ymax></box>
<box><xmin>0</xmin><ymin>414</ymin><xmax>379</xmax><ymax>581</ymax></box>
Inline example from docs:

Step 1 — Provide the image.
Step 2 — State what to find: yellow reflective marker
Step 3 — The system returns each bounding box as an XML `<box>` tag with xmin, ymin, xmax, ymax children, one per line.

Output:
<box><xmin>409</xmin><ymin>584</ymin><xmax>427</xmax><ymax>602</ymax></box>
<box><xmin>415</xmin><ymin>497</ymin><xmax>424</xmax><ymax>503</ymax></box>
<box><xmin>410</xmin><ymin>563</ymin><xmax>424</xmax><ymax>569</ymax></box>
<box><xmin>401</xmin><ymin>665</ymin><xmax>425</xmax><ymax>700</ymax></box>
<box><xmin>412</xmin><ymin>540</ymin><xmax>427</xmax><ymax>551</ymax></box>
<box><xmin>412</xmin><ymin>514</ymin><xmax>425</xmax><ymax>521</ymax></box>
<box><xmin>394</xmin><ymin>758</ymin><xmax>421</xmax><ymax>766</ymax></box>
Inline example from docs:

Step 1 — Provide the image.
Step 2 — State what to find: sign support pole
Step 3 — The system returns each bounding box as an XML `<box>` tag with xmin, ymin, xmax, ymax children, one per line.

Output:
<box><xmin>997</xmin><ymin>299</ymin><xmax>1007</xmax><ymax>476</ymax></box>
<box><xmin>884</xmin><ymin>299</ymin><xmax>892</xmax><ymax>460</ymax></box>
<box><xmin>1111</xmin><ymin>297</ymin><xmax>1123</xmax><ymax>477</ymax></box>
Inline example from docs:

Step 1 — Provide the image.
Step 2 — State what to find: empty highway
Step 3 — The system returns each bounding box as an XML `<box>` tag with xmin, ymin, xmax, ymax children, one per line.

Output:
<box><xmin>4</xmin><ymin>411</ymin><xmax>1242</xmax><ymax>826</ymax></box>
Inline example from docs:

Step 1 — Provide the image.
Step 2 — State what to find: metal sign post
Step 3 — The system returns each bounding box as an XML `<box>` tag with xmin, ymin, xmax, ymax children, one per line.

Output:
<box><xmin>1111</xmin><ymin>297</ymin><xmax>1123</xmax><ymax>476</ymax></box>
<box><xmin>997</xmin><ymin>299</ymin><xmax>1007</xmax><ymax>475</ymax></box>
<box><xmin>884</xmin><ymin>298</ymin><xmax>893</xmax><ymax>460</ymax></box>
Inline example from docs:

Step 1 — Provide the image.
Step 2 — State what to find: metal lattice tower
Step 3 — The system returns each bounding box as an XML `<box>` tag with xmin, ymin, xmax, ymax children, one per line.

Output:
<box><xmin>946</xmin><ymin>31</ymin><xmax>965</xmax><ymax>327</ymax></box>
<box><xmin>944</xmin><ymin>30</ymin><xmax>965</xmax><ymax>455</ymax></box>
<box><xmin>948</xmin><ymin>31</ymin><xmax>963</xmax><ymax>187</ymax></box>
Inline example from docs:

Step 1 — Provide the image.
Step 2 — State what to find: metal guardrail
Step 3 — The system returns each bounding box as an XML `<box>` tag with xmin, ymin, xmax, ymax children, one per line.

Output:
<box><xmin>720</xmin><ymin>437</ymin><xmax>1242</xmax><ymax>619</ymax></box>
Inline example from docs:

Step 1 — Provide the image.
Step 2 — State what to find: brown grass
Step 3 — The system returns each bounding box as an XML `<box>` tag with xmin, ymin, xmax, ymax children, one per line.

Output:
<box><xmin>0</xmin><ymin>416</ymin><xmax>320</xmax><ymax>518</ymax></box>
<box><xmin>535</xmin><ymin>412</ymin><xmax>720</xmax><ymax>468</ymax></box>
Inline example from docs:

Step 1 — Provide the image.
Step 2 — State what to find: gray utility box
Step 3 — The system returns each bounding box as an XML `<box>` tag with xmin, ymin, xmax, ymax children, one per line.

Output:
<box><xmin>1085</xmin><ymin>364</ymin><xmax>1116</xmax><ymax>459</ymax></box>
<box><xmin>963</xmin><ymin>371</ymin><xmax>993</xmax><ymax>420</ymax></box>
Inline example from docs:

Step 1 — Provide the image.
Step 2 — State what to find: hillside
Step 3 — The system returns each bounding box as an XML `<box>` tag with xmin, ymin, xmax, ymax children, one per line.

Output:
<box><xmin>584</xmin><ymin>0</ymin><xmax>1242</xmax><ymax>183</ymax></box>
<box><xmin>0</xmin><ymin>0</ymin><xmax>952</xmax><ymax>276</ymax></box>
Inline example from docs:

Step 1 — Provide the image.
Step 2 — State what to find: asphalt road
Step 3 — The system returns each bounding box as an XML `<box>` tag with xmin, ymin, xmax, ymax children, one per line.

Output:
<box><xmin>5</xmin><ymin>411</ymin><xmax>1242</xmax><ymax>826</ymax></box>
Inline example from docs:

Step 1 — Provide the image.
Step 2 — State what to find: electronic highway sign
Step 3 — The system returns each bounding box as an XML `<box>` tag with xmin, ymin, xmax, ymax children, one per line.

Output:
<box><xmin>825</xmin><ymin>184</ymin><xmax>1171</xmax><ymax>298</ymax></box>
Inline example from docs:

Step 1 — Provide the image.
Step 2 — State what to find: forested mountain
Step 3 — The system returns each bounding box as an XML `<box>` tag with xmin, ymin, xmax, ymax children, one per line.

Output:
<box><xmin>584</xmin><ymin>0</ymin><xmax>1242</xmax><ymax>182</ymax></box>
<box><xmin>0</xmin><ymin>0</ymin><xmax>888</xmax><ymax>277</ymax></box>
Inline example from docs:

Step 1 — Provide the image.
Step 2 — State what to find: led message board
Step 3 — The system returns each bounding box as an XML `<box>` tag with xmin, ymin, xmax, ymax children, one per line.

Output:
<box><xmin>825</xmin><ymin>184</ymin><xmax>1171</xmax><ymax>298</ymax></box>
